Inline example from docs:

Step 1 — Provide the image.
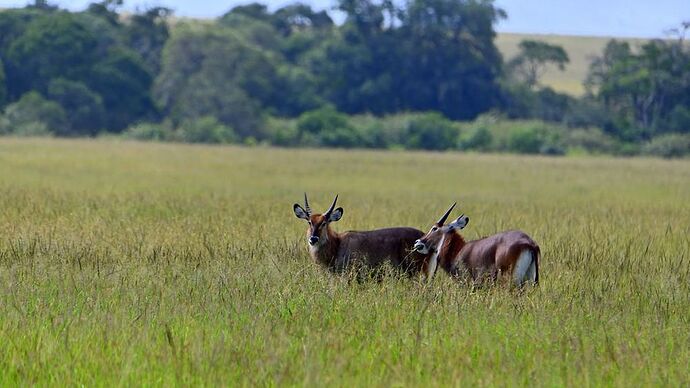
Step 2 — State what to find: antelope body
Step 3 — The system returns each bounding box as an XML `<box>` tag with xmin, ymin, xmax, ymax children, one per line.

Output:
<box><xmin>293</xmin><ymin>194</ymin><xmax>425</xmax><ymax>275</ymax></box>
<box><xmin>414</xmin><ymin>204</ymin><xmax>540</xmax><ymax>285</ymax></box>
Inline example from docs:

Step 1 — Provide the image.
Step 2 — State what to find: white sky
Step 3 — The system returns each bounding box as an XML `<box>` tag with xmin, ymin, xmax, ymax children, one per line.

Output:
<box><xmin>0</xmin><ymin>0</ymin><xmax>688</xmax><ymax>38</ymax></box>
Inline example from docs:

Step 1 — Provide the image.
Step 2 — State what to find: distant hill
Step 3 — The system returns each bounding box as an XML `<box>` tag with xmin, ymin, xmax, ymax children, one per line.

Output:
<box><xmin>496</xmin><ymin>33</ymin><xmax>649</xmax><ymax>96</ymax></box>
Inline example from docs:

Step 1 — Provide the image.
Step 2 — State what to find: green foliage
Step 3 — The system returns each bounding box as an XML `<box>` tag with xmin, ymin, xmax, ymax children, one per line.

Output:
<box><xmin>88</xmin><ymin>47</ymin><xmax>156</xmax><ymax>132</ymax></box>
<box><xmin>176</xmin><ymin>116</ymin><xmax>238</xmax><ymax>144</ymax></box>
<box><xmin>6</xmin><ymin>12</ymin><xmax>99</xmax><ymax>96</ymax></box>
<box><xmin>154</xmin><ymin>24</ymin><xmax>269</xmax><ymax>138</ymax></box>
<box><xmin>47</xmin><ymin>78</ymin><xmax>105</xmax><ymax>136</ymax></box>
<box><xmin>0</xmin><ymin>2</ymin><xmax>687</xmax><ymax>154</ymax></box>
<box><xmin>507</xmin><ymin>126</ymin><xmax>545</xmax><ymax>154</ymax></box>
<box><xmin>458</xmin><ymin>126</ymin><xmax>493</xmax><ymax>151</ymax></box>
<box><xmin>587</xmin><ymin>36</ymin><xmax>690</xmax><ymax>140</ymax></box>
<box><xmin>1</xmin><ymin>91</ymin><xmax>67</xmax><ymax>135</ymax></box>
<box><xmin>403</xmin><ymin>112</ymin><xmax>458</xmax><ymax>151</ymax></box>
<box><xmin>642</xmin><ymin>133</ymin><xmax>690</xmax><ymax>158</ymax></box>
<box><xmin>563</xmin><ymin>128</ymin><xmax>619</xmax><ymax>155</ymax></box>
<box><xmin>296</xmin><ymin>106</ymin><xmax>361</xmax><ymax>147</ymax></box>
<box><xmin>0</xmin><ymin>59</ymin><xmax>6</xmax><ymax>108</ymax></box>
<box><xmin>508</xmin><ymin>40</ymin><xmax>570</xmax><ymax>88</ymax></box>
<box><xmin>123</xmin><ymin>7</ymin><xmax>172</xmax><ymax>74</ymax></box>
<box><xmin>667</xmin><ymin>105</ymin><xmax>690</xmax><ymax>133</ymax></box>
<box><xmin>122</xmin><ymin>121</ymin><xmax>174</xmax><ymax>141</ymax></box>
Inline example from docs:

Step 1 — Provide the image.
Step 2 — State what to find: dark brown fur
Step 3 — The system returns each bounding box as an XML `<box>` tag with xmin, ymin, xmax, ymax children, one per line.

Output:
<box><xmin>306</xmin><ymin>214</ymin><xmax>425</xmax><ymax>275</ymax></box>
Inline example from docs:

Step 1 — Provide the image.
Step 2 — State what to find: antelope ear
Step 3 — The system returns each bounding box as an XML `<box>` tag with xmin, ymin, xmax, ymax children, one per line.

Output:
<box><xmin>448</xmin><ymin>215</ymin><xmax>469</xmax><ymax>230</ymax></box>
<box><xmin>328</xmin><ymin>207</ymin><xmax>343</xmax><ymax>222</ymax></box>
<box><xmin>293</xmin><ymin>204</ymin><xmax>309</xmax><ymax>220</ymax></box>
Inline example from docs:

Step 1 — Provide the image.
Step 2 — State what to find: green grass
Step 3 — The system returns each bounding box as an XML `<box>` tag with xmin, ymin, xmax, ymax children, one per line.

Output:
<box><xmin>496</xmin><ymin>33</ymin><xmax>648</xmax><ymax>96</ymax></box>
<box><xmin>0</xmin><ymin>138</ymin><xmax>689</xmax><ymax>386</ymax></box>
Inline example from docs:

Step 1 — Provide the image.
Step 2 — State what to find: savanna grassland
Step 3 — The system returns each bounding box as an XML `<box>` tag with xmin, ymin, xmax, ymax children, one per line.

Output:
<box><xmin>0</xmin><ymin>138</ymin><xmax>689</xmax><ymax>386</ymax></box>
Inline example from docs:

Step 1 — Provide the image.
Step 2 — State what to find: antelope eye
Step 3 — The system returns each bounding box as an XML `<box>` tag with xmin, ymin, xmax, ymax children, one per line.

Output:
<box><xmin>431</xmin><ymin>226</ymin><xmax>438</xmax><ymax>232</ymax></box>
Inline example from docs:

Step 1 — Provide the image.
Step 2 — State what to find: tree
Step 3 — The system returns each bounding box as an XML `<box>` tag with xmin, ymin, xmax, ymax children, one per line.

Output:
<box><xmin>2</xmin><ymin>91</ymin><xmax>67</xmax><ymax>135</ymax></box>
<box><xmin>586</xmin><ymin>34</ymin><xmax>690</xmax><ymax>140</ymax></box>
<box><xmin>272</xmin><ymin>3</ymin><xmax>333</xmax><ymax>36</ymax></box>
<box><xmin>87</xmin><ymin>47</ymin><xmax>157</xmax><ymax>132</ymax></box>
<box><xmin>154</xmin><ymin>25</ymin><xmax>270</xmax><ymax>138</ymax></box>
<box><xmin>6</xmin><ymin>12</ymin><xmax>99</xmax><ymax>97</ymax></box>
<box><xmin>47</xmin><ymin>78</ymin><xmax>105</xmax><ymax>135</ymax></box>
<box><xmin>0</xmin><ymin>59</ymin><xmax>7</xmax><ymax>108</ymax></box>
<box><xmin>508</xmin><ymin>40</ymin><xmax>569</xmax><ymax>89</ymax></box>
<box><xmin>398</xmin><ymin>0</ymin><xmax>506</xmax><ymax>119</ymax></box>
<box><xmin>123</xmin><ymin>7</ymin><xmax>172</xmax><ymax>74</ymax></box>
<box><xmin>404</xmin><ymin>112</ymin><xmax>458</xmax><ymax>150</ymax></box>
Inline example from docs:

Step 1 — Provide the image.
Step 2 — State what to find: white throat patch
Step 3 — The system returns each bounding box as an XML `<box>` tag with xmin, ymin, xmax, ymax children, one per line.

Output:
<box><xmin>426</xmin><ymin>234</ymin><xmax>445</xmax><ymax>280</ymax></box>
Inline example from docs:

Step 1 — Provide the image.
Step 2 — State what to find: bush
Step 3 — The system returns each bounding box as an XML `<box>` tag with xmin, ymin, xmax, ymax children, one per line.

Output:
<box><xmin>458</xmin><ymin>126</ymin><xmax>493</xmax><ymax>151</ymax></box>
<box><xmin>297</xmin><ymin>107</ymin><xmax>361</xmax><ymax>147</ymax></box>
<box><xmin>176</xmin><ymin>116</ymin><xmax>238</xmax><ymax>144</ymax></box>
<box><xmin>642</xmin><ymin>134</ymin><xmax>690</xmax><ymax>158</ymax></box>
<box><xmin>265</xmin><ymin>117</ymin><xmax>300</xmax><ymax>146</ymax></box>
<box><xmin>667</xmin><ymin>105</ymin><xmax>690</xmax><ymax>134</ymax></box>
<box><xmin>1</xmin><ymin>92</ymin><xmax>68</xmax><ymax>135</ymax></box>
<box><xmin>123</xmin><ymin>122</ymin><xmax>174</xmax><ymax>141</ymax></box>
<box><xmin>12</xmin><ymin>121</ymin><xmax>52</xmax><ymax>137</ymax></box>
<box><xmin>47</xmin><ymin>78</ymin><xmax>106</xmax><ymax>136</ymax></box>
<box><xmin>0</xmin><ymin>59</ymin><xmax>6</xmax><ymax>108</ymax></box>
<box><xmin>403</xmin><ymin>112</ymin><xmax>458</xmax><ymax>151</ymax></box>
<box><xmin>507</xmin><ymin>126</ymin><xmax>544</xmax><ymax>154</ymax></box>
<box><xmin>564</xmin><ymin>128</ymin><xmax>619</xmax><ymax>154</ymax></box>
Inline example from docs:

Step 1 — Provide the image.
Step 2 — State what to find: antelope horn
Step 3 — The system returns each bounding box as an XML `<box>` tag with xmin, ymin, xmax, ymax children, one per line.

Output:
<box><xmin>324</xmin><ymin>194</ymin><xmax>339</xmax><ymax>216</ymax></box>
<box><xmin>437</xmin><ymin>202</ymin><xmax>456</xmax><ymax>225</ymax></box>
<box><xmin>304</xmin><ymin>192</ymin><xmax>311</xmax><ymax>215</ymax></box>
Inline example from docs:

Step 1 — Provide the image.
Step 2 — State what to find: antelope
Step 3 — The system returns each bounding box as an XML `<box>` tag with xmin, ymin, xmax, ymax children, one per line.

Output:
<box><xmin>293</xmin><ymin>194</ymin><xmax>425</xmax><ymax>276</ymax></box>
<box><xmin>413</xmin><ymin>204</ymin><xmax>540</xmax><ymax>286</ymax></box>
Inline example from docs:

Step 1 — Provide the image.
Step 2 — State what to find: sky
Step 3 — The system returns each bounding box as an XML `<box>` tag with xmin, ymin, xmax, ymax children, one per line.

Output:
<box><xmin>0</xmin><ymin>0</ymin><xmax>687</xmax><ymax>38</ymax></box>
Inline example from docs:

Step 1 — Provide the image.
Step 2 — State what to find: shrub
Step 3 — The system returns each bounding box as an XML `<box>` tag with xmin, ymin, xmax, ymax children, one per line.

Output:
<box><xmin>47</xmin><ymin>78</ymin><xmax>106</xmax><ymax>136</ymax></box>
<box><xmin>1</xmin><ymin>92</ymin><xmax>68</xmax><ymax>135</ymax></box>
<box><xmin>564</xmin><ymin>128</ymin><xmax>619</xmax><ymax>154</ymax></box>
<box><xmin>458</xmin><ymin>126</ymin><xmax>493</xmax><ymax>151</ymax></box>
<box><xmin>0</xmin><ymin>59</ymin><xmax>6</xmax><ymax>108</ymax></box>
<box><xmin>667</xmin><ymin>105</ymin><xmax>690</xmax><ymax>134</ymax></box>
<box><xmin>123</xmin><ymin>122</ymin><xmax>174</xmax><ymax>141</ymax></box>
<box><xmin>265</xmin><ymin>117</ymin><xmax>300</xmax><ymax>146</ymax></box>
<box><xmin>176</xmin><ymin>116</ymin><xmax>238</xmax><ymax>144</ymax></box>
<box><xmin>507</xmin><ymin>126</ymin><xmax>544</xmax><ymax>154</ymax></box>
<box><xmin>642</xmin><ymin>134</ymin><xmax>690</xmax><ymax>158</ymax></box>
<box><xmin>297</xmin><ymin>107</ymin><xmax>361</xmax><ymax>147</ymax></box>
<box><xmin>403</xmin><ymin>112</ymin><xmax>458</xmax><ymax>151</ymax></box>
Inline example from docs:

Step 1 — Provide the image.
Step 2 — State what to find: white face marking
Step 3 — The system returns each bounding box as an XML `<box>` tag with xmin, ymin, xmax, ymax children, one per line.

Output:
<box><xmin>426</xmin><ymin>234</ymin><xmax>445</xmax><ymax>280</ymax></box>
<box><xmin>414</xmin><ymin>240</ymin><xmax>429</xmax><ymax>254</ymax></box>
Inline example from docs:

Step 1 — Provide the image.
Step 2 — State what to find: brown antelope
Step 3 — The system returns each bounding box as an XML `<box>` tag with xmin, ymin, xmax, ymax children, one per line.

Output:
<box><xmin>413</xmin><ymin>204</ymin><xmax>540</xmax><ymax>285</ymax></box>
<box><xmin>293</xmin><ymin>194</ymin><xmax>425</xmax><ymax>275</ymax></box>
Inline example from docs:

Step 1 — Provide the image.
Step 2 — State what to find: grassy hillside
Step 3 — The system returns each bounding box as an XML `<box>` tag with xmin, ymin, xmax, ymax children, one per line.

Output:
<box><xmin>496</xmin><ymin>33</ymin><xmax>648</xmax><ymax>95</ymax></box>
<box><xmin>0</xmin><ymin>138</ymin><xmax>688</xmax><ymax>385</ymax></box>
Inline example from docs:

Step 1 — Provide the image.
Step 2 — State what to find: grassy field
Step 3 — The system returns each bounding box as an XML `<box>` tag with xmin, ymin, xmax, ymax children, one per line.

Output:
<box><xmin>0</xmin><ymin>138</ymin><xmax>688</xmax><ymax>385</ymax></box>
<box><xmin>496</xmin><ymin>33</ymin><xmax>648</xmax><ymax>95</ymax></box>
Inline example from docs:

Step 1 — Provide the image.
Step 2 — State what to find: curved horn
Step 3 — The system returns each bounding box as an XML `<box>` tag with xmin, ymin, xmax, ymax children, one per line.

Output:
<box><xmin>437</xmin><ymin>202</ymin><xmax>456</xmax><ymax>225</ymax></box>
<box><xmin>304</xmin><ymin>193</ymin><xmax>312</xmax><ymax>215</ymax></box>
<box><xmin>324</xmin><ymin>194</ymin><xmax>339</xmax><ymax>216</ymax></box>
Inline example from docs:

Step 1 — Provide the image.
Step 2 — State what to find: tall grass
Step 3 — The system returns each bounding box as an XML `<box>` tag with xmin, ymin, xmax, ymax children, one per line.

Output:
<box><xmin>0</xmin><ymin>138</ymin><xmax>688</xmax><ymax>385</ymax></box>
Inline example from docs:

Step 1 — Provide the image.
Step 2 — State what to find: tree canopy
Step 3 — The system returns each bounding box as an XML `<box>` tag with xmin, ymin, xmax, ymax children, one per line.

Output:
<box><xmin>0</xmin><ymin>2</ymin><xmax>688</xmax><ymax>156</ymax></box>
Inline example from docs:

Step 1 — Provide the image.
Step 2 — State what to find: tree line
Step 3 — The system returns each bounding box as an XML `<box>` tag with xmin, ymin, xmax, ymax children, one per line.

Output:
<box><xmin>0</xmin><ymin>1</ymin><xmax>688</xmax><ymax>157</ymax></box>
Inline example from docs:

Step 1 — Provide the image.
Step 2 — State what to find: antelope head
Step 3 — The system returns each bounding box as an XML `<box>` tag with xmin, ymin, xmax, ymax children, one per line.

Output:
<box><xmin>413</xmin><ymin>203</ymin><xmax>469</xmax><ymax>254</ymax></box>
<box><xmin>293</xmin><ymin>193</ymin><xmax>343</xmax><ymax>247</ymax></box>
